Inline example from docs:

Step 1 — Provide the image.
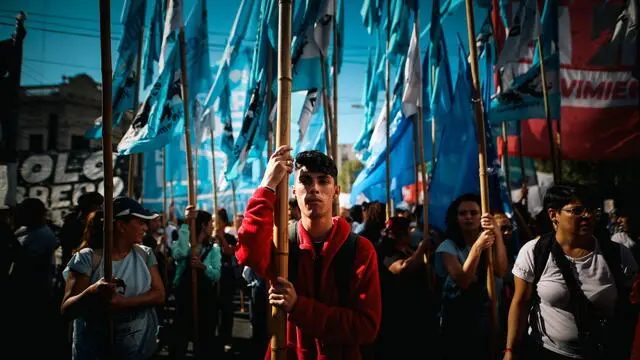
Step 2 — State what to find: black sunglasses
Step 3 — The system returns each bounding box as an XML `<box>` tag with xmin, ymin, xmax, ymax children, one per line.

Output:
<box><xmin>561</xmin><ymin>206</ymin><xmax>602</xmax><ymax>218</ymax></box>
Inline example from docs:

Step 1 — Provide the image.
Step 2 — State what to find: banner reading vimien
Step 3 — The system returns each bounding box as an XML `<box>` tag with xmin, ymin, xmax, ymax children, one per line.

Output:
<box><xmin>15</xmin><ymin>150</ymin><xmax>128</xmax><ymax>224</ymax></box>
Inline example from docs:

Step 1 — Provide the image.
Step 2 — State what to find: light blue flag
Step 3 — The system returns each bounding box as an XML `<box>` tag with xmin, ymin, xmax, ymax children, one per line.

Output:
<box><xmin>186</xmin><ymin>0</ymin><xmax>214</xmax><ymax>143</ymax></box>
<box><xmin>117</xmin><ymin>46</ymin><xmax>183</xmax><ymax>155</ymax></box>
<box><xmin>353</xmin><ymin>31</ymin><xmax>385</xmax><ymax>155</ymax></box>
<box><xmin>427</xmin><ymin>44</ymin><xmax>478</xmax><ymax>233</ymax></box>
<box><xmin>489</xmin><ymin>0</ymin><xmax>560</xmax><ymax>124</ymax></box>
<box><xmin>201</xmin><ymin>0</ymin><xmax>259</xmax><ymax>110</ymax></box>
<box><xmin>479</xmin><ymin>37</ymin><xmax>513</xmax><ymax>216</ymax></box>
<box><xmin>142</xmin><ymin>0</ymin><xmax>165</xmax><ymax>89</ymax></box>
<box><xmin>224</xmin><ymin>0</ymin><xmax>277</xmax><ymax>181</ymax></box>
<box><xmin>360</xmin><ymin>54</ymin><xmax>406</xmax><ymax>163</ymax></box>
<box><xmin>333</xmin><ymin>0</ymin><xmax>344</xmax><ymax>73</ymax></box>
<box><xmin>350</xmin><ymin>111</ymin><xmax>418</xmax><ymax>206</ymax></box>
<box><xmin>219</xmin><ymin>82</ymin><xmax>234</xmax><ymax>161</ymax></box>
<box><xmin>85</xmin><ymin>0</ymin><xmax>146</xmax><ymax>139</ymax></box>
<box><xmin>295</xmin><ymin>88</ymin><xmax>327</xmax><ymax>154</ymax></box>
<box><xmin>361</xmin><ymin>0</ymin><xmax>382</xmax><ymax>35</ymax></box>
<box><xmin>290</xmin><ymin>0</ymin><xmax>325</xmax><ymax>92</ymax></box>
<box><xmin>142</xmin><ymin>138</ymin><xmax>215</xmax><ymax>215</ymax></box>
<box><xmin>388</xmin><ymin>0</ymin><xmax>410</xmax><ymax>56</ymax></box>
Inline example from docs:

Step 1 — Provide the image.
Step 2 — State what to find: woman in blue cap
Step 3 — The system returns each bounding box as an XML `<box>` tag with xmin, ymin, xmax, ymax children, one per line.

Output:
<box><xmin>61</xmin><ymin>197</ymin><xmax>166</xmax><ymax>360</ymax></box>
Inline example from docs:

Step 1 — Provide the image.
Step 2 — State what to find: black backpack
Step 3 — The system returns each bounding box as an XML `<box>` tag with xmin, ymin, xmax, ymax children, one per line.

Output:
<box><xmin>531</xmin><ymin>232</ymin><xmax>636</xmax><ymax>359</ymax></box>
<box><xmin>287</xmin><ymin>221</ymin><xmax>358</xmax><ymax>306</ymax></box>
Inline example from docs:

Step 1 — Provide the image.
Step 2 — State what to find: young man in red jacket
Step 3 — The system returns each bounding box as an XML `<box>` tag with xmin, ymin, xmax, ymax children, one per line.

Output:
<box><xmin>236</xmin><ymin>146</ymin><xmax>381</xmax><ymax>360</ymax></box>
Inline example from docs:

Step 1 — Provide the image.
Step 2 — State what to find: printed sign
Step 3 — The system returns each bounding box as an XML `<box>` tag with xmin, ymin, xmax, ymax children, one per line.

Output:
<box><xmin>16</xmin><ymin>151</ymin><xmax>128</xmax><ymax>224</ymax></box>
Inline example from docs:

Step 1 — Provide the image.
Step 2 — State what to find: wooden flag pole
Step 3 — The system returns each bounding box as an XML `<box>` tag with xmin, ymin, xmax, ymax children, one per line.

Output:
<box><xmin>272</xmin><ymin>0</ymin><xmax>292</xmax><ymax>358</ymax></box>
<box><xmin>209</xmin><ymin>126</ymin><xmax>219</xmax><ymax>216</ymax></box>
<box><xmin>178</xmin><ymin>27</ymin><xmax>200</xmax><ymax>358</ymax></box>
<box><xmin>98</xmin><ymin>0</ymin><xmax>115</xmax><ymax>351</ymax></box>
<box><xmin>463</xmin><ymin>0</ymin><xmax>498</xmax><ymax>356</ymax></box>
<box><xmin>331</xmin><ymin>0</ymin><xmax>340</xmax><ymax>217</ymax></box>
<box><xmin>267</xmin><ymin>46</ymin><xmax>274</xmax><ymax>156</ymax></box>
<box><xmin>162</xmin><ymin>147</ymin><xmax>168</xmax><ymax>223</ymax></box>
<box><xmin>501</xmin><ymin>122</ymin><xmax>513</xmax><ymax>196</ymax></box>
<box><xmin>517</xmin><ymin>123</ymin><xmax>526</xmax><ymax>185</ymax></box>
<box><xmin>538</xmin><ymin>35</ymin><xmax>562</xmax><ymax>184</ymax></box>
<box><xmin>231</xmin><ymin>180</ymin><xmax>238</xmax><ymax>225</ymax></box>
<box><xmin>384</xmin><ymin>0</ymin><xmax>392</xmax><ymax>220</ymax></box>
<box><xmin>320</xmin><ymin>56</ymin><xmax>334</xmax><ymax>158</ymax></box>
<box><xmin>413</xmin><ymin>7</ymin><xmax>434</xmax><ymax>291</ymax></box>
<box><xmin>537</xmin><ymin>35</ymin><xmax>560</xmax><ymax>183</ymax></box>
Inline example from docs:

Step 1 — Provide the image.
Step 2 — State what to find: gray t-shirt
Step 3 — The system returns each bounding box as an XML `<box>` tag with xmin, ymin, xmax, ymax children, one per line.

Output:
<box><xmin>64</xmin><ymin>246</ymin><xmax>159</xmax><ymax>360</ymax></box>
<box><xmin>512</xmin><ymin>238</ymin><xmax>638</xmax><ymax>359</ymax></box>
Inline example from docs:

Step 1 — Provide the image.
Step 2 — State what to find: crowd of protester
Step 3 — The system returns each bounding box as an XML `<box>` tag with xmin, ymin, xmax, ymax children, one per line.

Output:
<box><xmin>2</xmin><ymin>149</ymin><xmax>640</xmax><ymax>360</ymax></box>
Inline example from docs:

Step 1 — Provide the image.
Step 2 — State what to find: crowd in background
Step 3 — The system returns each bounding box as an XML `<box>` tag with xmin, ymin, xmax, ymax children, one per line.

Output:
<box><xmin>1</xmin><ymin>180</ymin><xmax>640</xmax><ymax>359</ymax></box>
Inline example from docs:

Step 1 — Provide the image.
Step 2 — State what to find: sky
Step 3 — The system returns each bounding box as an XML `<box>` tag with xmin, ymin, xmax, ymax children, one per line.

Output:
<box><xmin>0</xmin><ymin>0</ymin><xmax>476</xmax><ymax>145</ymax></box>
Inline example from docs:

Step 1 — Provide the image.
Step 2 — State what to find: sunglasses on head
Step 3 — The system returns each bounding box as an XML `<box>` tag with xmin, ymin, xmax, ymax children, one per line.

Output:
<box><xmin>561</xmin><ymin>206</ymin><xmax>602</xmax><ymax>218</ymax></box>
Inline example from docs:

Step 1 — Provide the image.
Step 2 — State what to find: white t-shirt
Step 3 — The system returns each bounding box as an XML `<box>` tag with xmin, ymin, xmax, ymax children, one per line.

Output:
<box><xmin>612</xmin><ymin>232</ymin><xmax>637</xmax><ymax>251</ymax></box>
<box><xmin>512</xmin><ymin>238</ymin><xmax>638</xmax><ymax>358</ymax></box>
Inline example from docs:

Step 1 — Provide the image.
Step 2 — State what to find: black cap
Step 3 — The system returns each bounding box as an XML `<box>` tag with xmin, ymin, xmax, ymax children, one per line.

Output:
<box><xmin>113</xmin><ymin>197</ymin><xmax>159</xmax><ymax>220</ymax></box>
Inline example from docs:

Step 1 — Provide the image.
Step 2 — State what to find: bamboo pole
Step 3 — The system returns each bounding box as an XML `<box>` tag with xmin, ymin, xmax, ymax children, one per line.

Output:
<box><xmin>384</xmin><ymin>0</ymin><xmax>392</xmax><ymax>220</ymax></box>
<box><xmin>331</xmin><ymin>0</ymin><xmax>340</xmax><ymax>217</ymax></box>
<box><xmin>463</xmin><ymin>0</ymin><xmax>498</xmax><ymax>356</ymax></box>
<box><xmin>319</xmin><ymin>56</ymin><xmax>333</xmax><ymax>157</ymax></box>
<box><xmin>209</xmin><ymin>126</ymin><xmax>219</xmax><ymax>216</ymax></box>
<box><xmin>267</xmin><ymin>47</ymin><xmax>274</xmax><ymax>156</ymax></box>
<box><xmin>231</xmin><ymin>180</ymin><xmax>238</xmax><ymax>226</ymax></box>
<box><xmin>412</xmin><ymin>8</ymin><xmax>434</xmax><ymax>291</ymax></box>
<box><xmin>518</xmin><ymin>123</ymin><xmax>526</xmax><ymax>185</ymax></box>
<box><xmin>412</xmin><ymin>117</ymin><xmax>420</xmax><ymax>205</ymax></box>
<box><xmin>272</xmin><ymin>0</ymin><xmax>292</xmax><ymax>358</ymax></box>
<box><xmin>178</xmin><ymin>27</ymin><xmax>200</xmax><ymax>358</ymax></box>
<box><xmin>501</xmin><ymin>122</ymin><xmax>513</xmax><ymax>197</ymax></box>
<box><xmin>161</xmin><ymin>146</ymin><xmax>169</xmax><ymax>292</ymax></box>
<box><xmin>537</xmin><ymin>35</ymin><xmax>559</xmax><ymax>184</ymax></box>
<box><xmin>556</xmin><ymin>116</ymin><xmax>562</xmax><ymax>182</ymax></box>
<box><xmin>98</xmin><ymin>0</ymin><xmax>114</xmax><ymax>350</ymax></box>
<box><xmin>431</xmin><ymin>66</ymin><xmax>437</xmax><ymax>169</ymax></box>
<box><xmin>162</xmin><ymin>147</ymin><xmax>168</xmax><ymax>223</ymax></box>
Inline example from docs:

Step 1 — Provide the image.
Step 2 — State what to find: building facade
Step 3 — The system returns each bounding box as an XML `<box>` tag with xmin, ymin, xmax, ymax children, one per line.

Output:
<box><xmin>18</xmin><ymin>74</ymin><xmax>125</xmax><ymax>152</ymax></box>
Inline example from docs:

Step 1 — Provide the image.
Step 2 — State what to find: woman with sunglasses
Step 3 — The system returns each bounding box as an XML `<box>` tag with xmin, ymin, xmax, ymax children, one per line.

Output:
<box><xmin>435</xmin><ymin>193</ymin><xmax>509</xmax><ymax>360</ymax></box>
<box><xmin>505</xmin><ymin>184</ymin><xmax>638</xmax><ymax>360</ymax></box>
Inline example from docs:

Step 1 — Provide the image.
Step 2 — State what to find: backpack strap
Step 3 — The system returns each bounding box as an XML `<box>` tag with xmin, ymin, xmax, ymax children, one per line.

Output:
<box><xmin>532</xmin><ymin>233</ymin><xmax>554</xmax><ymax>285</ymax></box>
<box><xmin>288</xmin><ymin>221</ymin><xmax>301</xmax><ymax>286</ymax></box>
<box><xmin>529</xmin><ymin>233</ymin><xmax>554</xmax><ymax>341</ymax></box>
<box><xmin>334</xmin><ymin>232</ymin><xmax>358</xmax><ymax>306</ymax></box>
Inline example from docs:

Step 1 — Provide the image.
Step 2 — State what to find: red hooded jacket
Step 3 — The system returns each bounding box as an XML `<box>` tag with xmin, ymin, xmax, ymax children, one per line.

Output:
<box><xmin>236</xmin><ymin>188</ymin><xmax>381</xmax><ymax>360</ymax></box>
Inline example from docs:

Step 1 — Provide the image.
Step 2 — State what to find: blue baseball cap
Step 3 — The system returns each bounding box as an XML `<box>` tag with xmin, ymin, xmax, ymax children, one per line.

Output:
<box><xmin>113</xmin><ymin>197</ymin><xmax>159</xmax><ymax>220</ymax></box>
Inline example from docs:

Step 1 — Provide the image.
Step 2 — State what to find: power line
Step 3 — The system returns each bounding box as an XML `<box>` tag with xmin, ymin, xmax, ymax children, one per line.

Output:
<box><xmin>0</xmin><ymin>9</ymin><xmax>124</xmax><ymax>26</ymax></box>
<box><xmin>0</xmin><ymin>15</ymin><xmax>122</xmax><ymax>36</ymax></box>
<box><xmin>0</xmin><ymin>9</ymin><xmax>252</xmax><ymax>38</ymax></box>
<box><xmin>24</xmin><ymin>57</ymin><xmax>101</xmax><ymax>71</ymax></box>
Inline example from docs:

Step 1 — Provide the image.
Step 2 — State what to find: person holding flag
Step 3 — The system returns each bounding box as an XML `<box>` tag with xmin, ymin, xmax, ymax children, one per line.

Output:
<box><xmin>235</xmin><ymin>147</ymin><xmax>381</xmax><ymax>359</ymax></box>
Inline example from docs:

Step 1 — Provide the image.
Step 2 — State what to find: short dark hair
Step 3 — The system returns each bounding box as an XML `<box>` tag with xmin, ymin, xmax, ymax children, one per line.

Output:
<box><xmin>294</xmin><ymin>150</ymin><xmax>338</xmax><ymax>180</ymax></box>
<box><xmin>216</xmin><ymin>208</ymin><xmax>230</xmax><ymax>226</ymax></box>
<box><xmin>288</xmin><ymin>198</ymin><xmax>299</xmax><ymax>209</ymax></box>
<box><xmin>543</xmin><ymin>183</ymin><xmax>598</xmax><ymax>211</ymax></box>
